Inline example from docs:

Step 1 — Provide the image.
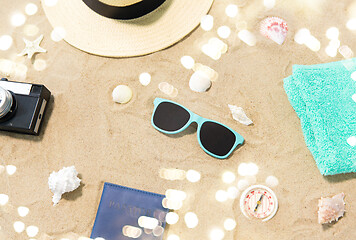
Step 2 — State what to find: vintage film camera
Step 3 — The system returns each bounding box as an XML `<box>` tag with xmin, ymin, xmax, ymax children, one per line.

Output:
<box><xmin>0</xmin><ymin>78</ymin><xmax>51</xmax><ymax>135</ymax></box>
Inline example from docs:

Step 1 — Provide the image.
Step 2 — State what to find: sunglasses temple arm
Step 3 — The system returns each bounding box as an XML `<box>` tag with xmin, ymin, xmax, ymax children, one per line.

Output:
<box><xmin>236</xmin><ymin>134</ymin><xmax>245</xmax><ymax>145</ymax></box>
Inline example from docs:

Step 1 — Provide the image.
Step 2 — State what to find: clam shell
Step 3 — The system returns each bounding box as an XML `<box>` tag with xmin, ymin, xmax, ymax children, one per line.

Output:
<box><xmin>112</xmin><ymin>85</ymin><xmax>132</xmax><ymax>104</ymax></box>
<box><xmin>189</xmin><ymin>71</ymin><xmax>211</xmax><ymax>93</ymax></box>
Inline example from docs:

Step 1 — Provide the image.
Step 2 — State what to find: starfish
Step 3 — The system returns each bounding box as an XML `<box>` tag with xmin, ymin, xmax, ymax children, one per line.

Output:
<box><xmin>18</xmin><ymin>34</ymin><xmax>47</xmax><ymax>59</ymax></box>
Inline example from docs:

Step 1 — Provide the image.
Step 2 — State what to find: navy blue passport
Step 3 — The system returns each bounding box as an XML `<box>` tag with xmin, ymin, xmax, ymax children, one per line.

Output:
<box><xmin>90</xmin><ymin>182</ymin><xmax>169</xmax><ymax>240</ymax></box>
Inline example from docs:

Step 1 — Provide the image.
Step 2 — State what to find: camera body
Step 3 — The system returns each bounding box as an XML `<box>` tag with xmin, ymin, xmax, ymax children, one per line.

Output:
<box><xmin>0</xmin><ymin>78</ymin><xmax>51</xmax><ymax>135</ymax></box>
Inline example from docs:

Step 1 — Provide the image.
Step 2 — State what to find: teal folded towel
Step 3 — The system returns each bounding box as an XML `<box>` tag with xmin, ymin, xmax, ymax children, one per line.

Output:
<box><xmin>284</xmin><ymin>59</ymin><xmax>356</xmax><ymax>175</ymax></box>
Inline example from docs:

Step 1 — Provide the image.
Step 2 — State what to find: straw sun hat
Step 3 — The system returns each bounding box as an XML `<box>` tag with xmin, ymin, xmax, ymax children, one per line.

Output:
<box><xmin>41</xmin><ymin>0</ymin><xmax>214</xmax><ymax>57</ymax></box>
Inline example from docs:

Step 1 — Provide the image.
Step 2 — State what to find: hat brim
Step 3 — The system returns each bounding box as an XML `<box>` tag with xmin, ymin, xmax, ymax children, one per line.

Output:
<box><xmin>41</xmin><ymin>0</ymin><xmax>214</xmax><ymax>57</ymax></box>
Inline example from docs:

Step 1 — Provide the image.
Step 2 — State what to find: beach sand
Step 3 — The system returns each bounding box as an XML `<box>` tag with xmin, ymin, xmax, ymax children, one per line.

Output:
<box><xmin>1</xmin><ymin>0</ymin><xmax>356</xmax><ymax>239</ymax></box>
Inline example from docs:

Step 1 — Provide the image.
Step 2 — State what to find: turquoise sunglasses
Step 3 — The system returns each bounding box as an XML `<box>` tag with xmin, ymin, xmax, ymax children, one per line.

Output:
<box><xmin>151</xmin><ymin>98</ymin><xmax>244</xmax><ymax>159</ymax></box>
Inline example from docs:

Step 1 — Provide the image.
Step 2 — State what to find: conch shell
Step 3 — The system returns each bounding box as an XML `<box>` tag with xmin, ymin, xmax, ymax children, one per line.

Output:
<box><xmin>228</xmin><ymin>104</ymin><xmax>253</xmax><ymax>126</ymax></box>
<box><xmin>318</xmin><ymin>192</ymin><xmax>345</xmax><ymax>224</ymax></box>
<box><xmin>48</xmin><ymin>166</ymin><xmax>81</xmax><ymax>205</ymax></box>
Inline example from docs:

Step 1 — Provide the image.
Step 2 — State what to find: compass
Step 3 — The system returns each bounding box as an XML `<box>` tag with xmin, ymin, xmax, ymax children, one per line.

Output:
<box><xmin>240</xmin><ymin>185</ymin><xmax>278</xmax><ymax>222</ymax></box>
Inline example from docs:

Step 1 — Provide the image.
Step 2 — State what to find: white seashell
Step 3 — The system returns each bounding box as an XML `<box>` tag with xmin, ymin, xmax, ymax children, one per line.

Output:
<box><xmin>228</xmin><ymin>104</ymin><xmax>253</xmax><ymax>125</ymax></box>
<box><xmin>158</xmin><ymin>82</ymin><xmax>174</xmax><ymax>95</ymax></box>
<box><xmin>139</xmin><ymin>72</ymin><xmax>151</xmax><ymax>86</ymax></box>
<box><xmin>112</xmin><ymin>85</ymin><xmax>132</xmax><ymax>104</ymax></box>
<box><xmin>260</xmin><ymin>17</ymin><xmax>288</xmax><ymax>45</ymax></box>
<box><xmin>48</xmin><ymin>166</ymin><xmax>81</xmax><ymax>205</ymax></box>
<box><xmin>189</xmin><ymin>71</ymin><xmax>211</xmax><ymax>93</ymax></box>
<box><xmin>318</xmin><ymin>192</ymin><xmax>345</xmax><ymax>224</ymax></box>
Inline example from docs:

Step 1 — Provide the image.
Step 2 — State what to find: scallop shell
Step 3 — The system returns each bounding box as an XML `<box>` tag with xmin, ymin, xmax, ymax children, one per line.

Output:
<box><xmin>189</xmin><ymin>71</ymin><xmax>211</xmax><ymax>93</ymax></box>
<box><xmin>48</xmin><ymin>166</ymin><xmax>81</xmax><ymax>205</ymax></box>
<box><xmin>318</xmin><ymin>192</ymin><xmax>345</xmax><ymax>224</ymax></box>
<box><xmin>112</xmin><ymin>85</ymin><xmax>132</xmax><ymax>104</ymax></box>
<box><xmin>260</xmin><ymin>17</ymin><xmax>288</xmax><ymax>45</ymax></box>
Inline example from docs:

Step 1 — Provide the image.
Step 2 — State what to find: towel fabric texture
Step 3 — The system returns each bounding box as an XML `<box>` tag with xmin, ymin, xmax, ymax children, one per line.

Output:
<box><xmin>284</xmin><ymin>59</ymin><xmax>356</xmax><ymax>175</ymax></box>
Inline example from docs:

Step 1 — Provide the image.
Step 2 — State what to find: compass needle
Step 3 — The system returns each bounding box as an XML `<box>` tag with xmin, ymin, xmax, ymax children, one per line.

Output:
<box><xmin>254</xmin><ymin>194</ymin><xmax>264</xmax><ymax>212</ymax></box>
<box><xmin>240</xmin><ymin>185</ymin><xmax>278</xmax><ymax>222</ymax></box>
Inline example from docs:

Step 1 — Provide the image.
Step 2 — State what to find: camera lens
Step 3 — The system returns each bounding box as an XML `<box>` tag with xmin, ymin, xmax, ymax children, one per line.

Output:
<box><xmin>0</xmin><ymin>86</ymin><xmax>13</xmax><ymax>118</ymax></box>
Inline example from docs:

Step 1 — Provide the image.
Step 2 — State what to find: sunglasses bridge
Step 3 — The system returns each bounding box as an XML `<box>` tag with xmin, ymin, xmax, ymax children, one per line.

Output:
<box><xmin>189</xmin><ymin>113</ymin><xmax>205</xmax><ymax>124</ymax></box>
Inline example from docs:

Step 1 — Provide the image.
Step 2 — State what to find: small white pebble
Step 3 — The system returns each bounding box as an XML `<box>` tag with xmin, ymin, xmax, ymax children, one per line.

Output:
<box><xmin>13</xmin><ymin>221</ymin><xmax>25</xmax><ymax>233</ymax></box>
<box><xmin>201</xmin><ymin>15</ymin><xmax>214</xmax><ymax>31</ymax></box>
<box><xmin>180</xmin><ymin>56</ymin><xmax>195</xmax><ymax>69</ymax></box>
<box><xmin>225</xmin><ymin>4</ymin><xmax>238</xmax><ymax>18</ymax></box>
<box><xmin>17</xmin><ymin>207</ymin><xmax>29</xmax><ymax>217</ymax></box>
<box><xmin>26</xmin><ymin>226</ymin><xmax>39</xmax><ymax>237</ymax></box>
<box><xmin>0</xmin><ymin>194</ymin><xmax>9</xmax><ymax>205</ymax></box>
<box><xmin>139</xmin><ymin>72</ymin><xmax>151</xmax><ymax>86</ymax></box>
<box><xmin>112</xmin><ymin>85</ymin><xmax>132</xmax><ymax>104</ymax></box>
<box><xmin>6</xmin><ymin>165</ymin><xmax>16</xmax><ymax>175</ymax></box>
<box><xmin>217</xmin><ymin>26</ymin><xmax>231</xmax><ymax>39</ymax></box>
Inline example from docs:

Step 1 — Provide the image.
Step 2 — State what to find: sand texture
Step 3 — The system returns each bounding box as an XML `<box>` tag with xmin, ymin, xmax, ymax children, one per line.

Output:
<box><xmin>1</xmin><ymin>0</ymin><xmax>356</xmax><ymax>239</ymax></box>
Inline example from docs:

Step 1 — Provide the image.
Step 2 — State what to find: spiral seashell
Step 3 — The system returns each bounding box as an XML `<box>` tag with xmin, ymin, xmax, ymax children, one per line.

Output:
<box><xmin>48</xmin><ymin>166</ymin><xmax>81</xmax><ymax>205</ymax></box>
<box><xmin>318</xmin><ymin>192</ymin><xmax>345</xmax><ymax>224</ymax></box>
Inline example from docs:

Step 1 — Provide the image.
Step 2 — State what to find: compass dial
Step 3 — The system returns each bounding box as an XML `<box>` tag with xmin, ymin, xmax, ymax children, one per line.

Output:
<box><xmin>240</xmin><ymin>185</ymin><xmax>278</xmax><ymax>222</ymax></box>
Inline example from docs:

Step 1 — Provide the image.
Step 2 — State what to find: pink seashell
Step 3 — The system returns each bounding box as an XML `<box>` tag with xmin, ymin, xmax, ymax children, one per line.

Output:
<box><xmin>318</xmin><ymin>192</ymin><xmax>345</xmax><ymax>224</ymax></box>
<box><xmin>260</xmin><ymin>17</ymin><xmax>288</xmax><ymax>45</ymax></box>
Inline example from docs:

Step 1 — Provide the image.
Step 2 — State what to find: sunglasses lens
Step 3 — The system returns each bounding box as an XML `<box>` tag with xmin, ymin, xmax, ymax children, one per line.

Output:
<box><xmin>153</xmin><ymin>102</ymin><xmax>190</xmax><ymax>132</ymax></box>
<box><xmin>199</xmin><ymin>121</ymin><xmax>236</xmax><ymax>157</ymax></box>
